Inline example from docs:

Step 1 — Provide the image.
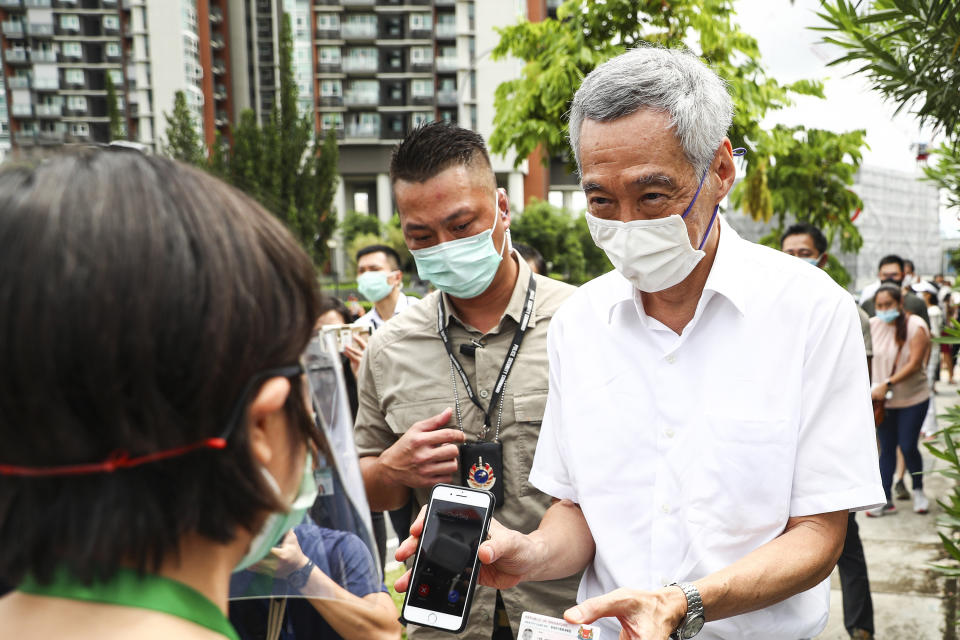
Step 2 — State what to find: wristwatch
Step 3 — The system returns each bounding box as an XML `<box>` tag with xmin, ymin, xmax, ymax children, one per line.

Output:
<box><xmin>669</xmin><ymin>582</ymin><xmax>705</xmax><ymax>640</ymax></box>
<box><xmin>286</xmin><ymin>559</ymin><xmax>315</xmax><ymax>592</ymax></box>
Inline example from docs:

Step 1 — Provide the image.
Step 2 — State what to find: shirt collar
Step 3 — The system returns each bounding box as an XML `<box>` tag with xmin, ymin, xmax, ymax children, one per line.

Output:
<box><xmin>441</xmin><ymin>252</ymin><xmax>536</xmax><ymax>331</ymax></box>
<box><xmin>607</xmin><ymin>214</ymin><xmax>748</xmax><ymax>324</ymax></box>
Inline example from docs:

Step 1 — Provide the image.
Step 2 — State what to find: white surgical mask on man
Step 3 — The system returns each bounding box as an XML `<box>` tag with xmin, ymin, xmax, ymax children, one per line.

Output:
<box><xmin>585</xmin><ymin>171</ymin><xmax>719</xmax><ymax>293</ymax></box>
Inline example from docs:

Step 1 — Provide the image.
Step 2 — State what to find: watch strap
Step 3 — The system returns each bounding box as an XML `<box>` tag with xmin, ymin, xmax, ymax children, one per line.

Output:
<box><xmin>669</xmin><ymin>582</ymin><xmax>704</xmax><ymax>640</ymax></box>
<box><xmin>287</xmin><ymin>559</ymin><xmax>315</xmax><ymax>592</ymax></box>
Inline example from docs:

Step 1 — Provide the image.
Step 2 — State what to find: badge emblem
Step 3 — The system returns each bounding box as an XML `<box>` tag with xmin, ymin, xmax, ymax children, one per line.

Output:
<box><xmin>577</xmin><ymin>627</ymin><xmax>594</xmax><ymax>640</ymax></box>
<box><xmin>466</xmin><ymin>456</ymin><xmax>496</xmax><ymax>491</ymax></box>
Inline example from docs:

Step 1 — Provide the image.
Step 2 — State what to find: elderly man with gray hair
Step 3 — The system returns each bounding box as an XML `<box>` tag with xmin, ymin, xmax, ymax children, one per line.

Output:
<box><xmin>396</xmin><ymin>47</ymin><xmax>884</xmax><ymax>640</ymax></box>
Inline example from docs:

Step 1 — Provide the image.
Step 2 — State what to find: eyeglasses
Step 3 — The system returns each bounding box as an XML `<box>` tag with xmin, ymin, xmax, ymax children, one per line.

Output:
<box><xmin>0</xmin><ymin>363</ymin><xmax>305</xmax><ymax>478</ymax></box>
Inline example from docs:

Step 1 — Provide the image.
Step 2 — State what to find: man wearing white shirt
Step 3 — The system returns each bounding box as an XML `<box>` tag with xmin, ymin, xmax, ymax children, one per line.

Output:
<box><xmin>353</xmin><ymin>244</ymin><xmax>419</xmax><ymax>330</ymax></box>
<box><xmin>394</xmin><ymin>47</ymin><xmax>885</xmax><ymax>640</ymax></box>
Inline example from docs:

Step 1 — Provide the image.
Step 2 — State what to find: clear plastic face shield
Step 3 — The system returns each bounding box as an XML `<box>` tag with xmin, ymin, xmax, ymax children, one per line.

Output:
<box><xmin>229</xmin><ymin>331</ymin><xmax>381</xmax><ymax>611</ymax></box>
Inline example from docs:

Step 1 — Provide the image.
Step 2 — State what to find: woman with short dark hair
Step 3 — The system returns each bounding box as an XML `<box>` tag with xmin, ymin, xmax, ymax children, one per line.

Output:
<box><xmin>0</xmin><ymin>150</ymin><xmax>325</xmax><ymax>639</ymax></box>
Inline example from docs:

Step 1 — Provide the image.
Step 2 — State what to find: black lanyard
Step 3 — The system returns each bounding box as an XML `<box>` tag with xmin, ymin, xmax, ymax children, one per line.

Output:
<box><xmin>437</xmin><ymin>273</ymin><xmax>537</xmax><ymax>432</ymax></box>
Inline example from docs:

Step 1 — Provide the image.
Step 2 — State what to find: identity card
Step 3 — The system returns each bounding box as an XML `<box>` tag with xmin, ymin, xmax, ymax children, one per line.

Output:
<box><xmin>518</xmin><ymin>612</ymin><xmax>602</xmax><ymax>640</ymax></box>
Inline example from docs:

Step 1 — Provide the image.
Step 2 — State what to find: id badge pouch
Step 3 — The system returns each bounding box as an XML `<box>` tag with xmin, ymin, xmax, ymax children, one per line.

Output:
<box><xmin>459</xmin><ymin>441</ymin><xmax>503</xmax><ymax>508</ymax></box>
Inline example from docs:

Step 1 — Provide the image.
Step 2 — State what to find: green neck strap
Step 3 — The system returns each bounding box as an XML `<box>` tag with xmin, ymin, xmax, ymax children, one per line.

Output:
<box><xmin>18</xmin><ymin>566</ymin><xmax>240</xmax><ymax>640</ymax></box>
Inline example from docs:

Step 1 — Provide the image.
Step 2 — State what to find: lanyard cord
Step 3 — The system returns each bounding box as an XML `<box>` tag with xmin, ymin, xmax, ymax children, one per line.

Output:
<box><xmin>438</xmin><ymin>273</ymin><xmax>537</xmax><ymax>441</ymax></box>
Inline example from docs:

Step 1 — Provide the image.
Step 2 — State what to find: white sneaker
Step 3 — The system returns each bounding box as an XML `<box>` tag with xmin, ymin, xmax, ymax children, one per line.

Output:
<box><xmin>913</xmin><ymin>491</ymin><xmax>930</xmax><ymax>514</ymax></box>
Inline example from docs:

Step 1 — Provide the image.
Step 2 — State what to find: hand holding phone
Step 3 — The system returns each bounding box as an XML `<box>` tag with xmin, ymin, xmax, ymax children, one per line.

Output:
<box><xmin>400</xmin><ymin>484</ymin><xmax>495</xmax><ymax>633</ymax></box>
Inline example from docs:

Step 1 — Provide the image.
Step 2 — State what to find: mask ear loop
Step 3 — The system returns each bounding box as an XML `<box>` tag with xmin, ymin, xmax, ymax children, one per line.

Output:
<box><xmin>682</xmin><ymin>146</ymin><xmax>747</xmax><ymax>251</ymax></box>
<box><xmin>494</xmin><ymin>190</ymin><xmax>509</xmax><ymax>258</ymax></box>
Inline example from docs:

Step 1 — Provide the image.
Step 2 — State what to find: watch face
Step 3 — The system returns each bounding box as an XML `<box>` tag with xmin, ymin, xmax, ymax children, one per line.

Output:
<box><xmin>682</xmin><ymin>616</ymin><xmax>705</xmax><ymax>638</ymax></box>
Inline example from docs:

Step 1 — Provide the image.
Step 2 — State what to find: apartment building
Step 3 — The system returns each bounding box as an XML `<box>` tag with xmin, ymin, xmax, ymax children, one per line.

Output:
<box><xmin>0</xmin><ymin>0</ymin><xmax>233</xmax><ymax>151</ymax></box>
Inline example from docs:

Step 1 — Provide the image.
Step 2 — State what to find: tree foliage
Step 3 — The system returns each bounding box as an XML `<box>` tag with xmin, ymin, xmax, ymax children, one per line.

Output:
<box><xmin>510</xmin><ymin>199</ymin><xmax>611</xmax><ymax>283</ymax></box>
<box><xmin>816</xmin><ymin>0</ymin><xmax>960</xmax><ymax>213</ymax></box>
<box><xmin>105</xmin><ymin>73</ymin><xmax>125</xmax><ymax>142</ymax></box>
<box><xmin>162</xmin><ymin>90</ymin><xmax>204</xmax><ymax>165</ymax></box>
<box><xmin>491</xmin><ymin>0</ymin><xmax>869</xmax><ymax>265</ymax></box>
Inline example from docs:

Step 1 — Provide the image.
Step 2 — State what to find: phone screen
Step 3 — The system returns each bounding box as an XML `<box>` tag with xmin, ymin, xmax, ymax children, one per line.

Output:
<box><xmin>408</xmin><ymin>498</ymin><xmax>488</xmax><ymax>617</ymax></box>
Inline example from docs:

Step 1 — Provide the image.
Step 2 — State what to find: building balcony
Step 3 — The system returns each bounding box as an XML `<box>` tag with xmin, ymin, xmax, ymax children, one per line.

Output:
<box><xmin>31</xmin><ymin>49</ymin><xmax>56</xmax><ymax>63</ymax></box>
<box><xmin>317</xmin><ymin>61</ymin><xmax>341</xmax><ymax>73</ymax></box>
<box><xmin>409</xmin><ymin>27</ymin><xmax>432</xmax><ymax>39</ymax></box>
<box><xmin>435</xmin><ymin>23</ymin><xmax>456</xmax><ymax>39</ymax></box>
<box><xmin>55</xmin><ymin>0</ymin><xmax>79</xmax><ymax>5</ymax></box>
<box><xmin>0</xmin><ymin>0</ymin><xmax>22</xmax><ymax>9</ymax></box>
<box><xmin>35</xmin><ymin>104</ymin><xmax>62</xmax><ymax>118</ymax></box>
<box><xmin>210</xmin><ymin>35</ymin><xmax>224</xmax><ymax>50</ymax></box>
<box><xmin>11</xmin><ymin>103</ymin><xmax>32</xmax><ymax>117</ymax></box>
<box><xmin>39</xmin><ymin>129</ymin><xmax>65</xmax><ymax>144</ymax></box>
<box><xmin>342</xmin><ymin>57</ymin><xmax>377</xmax><ymax>73</ymax></box>
<box><xmin>345</xmin><ymin>123</ymin><xmax>378</xmax><ymax>138</ymax></box>
<box><xmin>435</xmin><ymin>56</ymin><xmax>457</xmax><ymax>72</ymax></box>
<box><xmin>7</xmin><ymin>76</ymin><xmax>30</xmax><ymax>89</ymax></box>
<box><xmin>315</xmin><ymin>28</ymin><xmax>340</xmax><ymax>40</ymax></box>
<box><xmin>410</xmin><ymin>93</ymin><xmax>433</xmax><ymax>105</ymax></box>
<box><xmin>434</xmin><ymin>0</ymin><xmax>455</xmax><ymax>5</ymax></box>
<box><xmin>214</xmin><ymin>110</ymin><xmax>228</xmax><ymax>126</ymax></box>
<box><xmin>436</xmin><ymin>89</ymin><xmax>457</xmax><ymax>105</ymax></box>
<box><xmin>64</xmin><ymin>104</ymin><xmax>87</xmax><ymax>116</ymax></box>
<box><xmin>212</xmin><ymin>60</ymin><xmax>226</xmax><ymax>75</ymax></box>
<box><xmin>213</xmin><ymin>84</ymin><xmax>227</xmax><ymax>101</ymax></box>
<box><xmin>410</xmin><ymin>60</ymin><xmax>433</xmax><ymax>72</ymax></box>
<box><xmin>341</xmin><ymin>0</ymin><xmax>375</xmax><ymax>5</ymax></box>
<box><xmin>102</xmin><ymin>0</ymin><xmax>118</xmax><ymax>5</ymax></box>
<box><xmin>24</xmin><ymin>0</ymin><xmax>52</xmax><ymax>7</ymax></box>
<box><xmin>343</xmin><ymin>91</ymin><xmax>378</xmax><ymax>106</ymax></box>
<box><xmin>2</xmin><ymin>22</ymin><xmax>25</xmax><ymax>37</ymax></box>
<box><xmin>319</xmin><ymin>96</ymin><xmax>342</xmax><ymax>107</ymax></box>
<box><xmin>209</xmin><ymin>7</ymin><xmax>222</xmax><ymax>23</ymax></box>
<box><xmin>34</xmin><ymin>77</ymin><xmax>59</xmax><ymax>90</ymax></box>
<box><xmin>5</xmin><ymin>49</ymin><xmax>29</xmax><ymax>64</ymax></box>
<box><xmin>342</xmin><ymin>23</ymin><xmax>376</xmax><ymax>39</ymax></box>
<box><xmin>27</xmin><ymin>23</ymin><xmax>55</xmax><ymax>37</ymax></box>
<box><xmin>15</xmin><ymin>130</ymin><xmax>38</xmax><ymax>146</ymax></box>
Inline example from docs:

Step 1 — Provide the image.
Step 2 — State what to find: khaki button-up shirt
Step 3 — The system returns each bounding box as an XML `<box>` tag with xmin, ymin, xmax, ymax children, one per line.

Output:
<box><xmin>355</xmin><ymin>257</ymin><xmax>581</xmax><ymax>640</ymax></box>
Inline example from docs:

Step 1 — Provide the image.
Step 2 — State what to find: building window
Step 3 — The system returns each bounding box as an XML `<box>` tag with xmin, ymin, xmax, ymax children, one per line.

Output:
<box><xmin>103</xmin><ymin>15</ymin><xmax>120</xmax><ymax>31</ymax></box>
<box><xmin>321</xmin><ymin>113</ymin><xmax>343</xmax><ymax>130</ymax></box>
<box><xmin>316</xmin><ymin>13</ymin><xmax>339</xmax><ymax>30</ymax></box>
<box><xmin>108</xmin><ymin>69</ymin><xmax>123</xmax><ymax>85</ymax></box>
<box><xmin>59</xmin><ymin>14</ymin><xmax>80</xmax><ymax>30</ymax></box>
<box><xmin>319</xmin><ymin>46</ymin><xmax>340</xmax><ymax>63</ymax></box>
<box><xmin>67</xmin><ymin>95</ymin><xmax>87</xmax><ymax>110</ymax></box>
<box><xmin>70</xmin><ymin>123</ymin><xmax>89</xmax><ymax>136</ymax></box>
<box><xmin>65</xmin><ymin>69</ymin><xmax>84</xmax><ymax>84</ymax></box>
<box><xmin>412</xmin><ymin>112</ymin><xmax>433</xmax><ymax>128</ymax></box>
<box><xmin>410</xmin><ymin>46</ymin><xmax>432</xmax><ymax>64</ymax></box>
<box><xmin>409</xmin><ymin>13</ymin><xmax>432</xmax><ymax>30</ymax></box>
<box><xmin>320</xmin><ymin>80</ymin><xmax>341</xmax><ymax>97</ymax></box>
<box><xmin>411</xmin><ymin>79</ymin><xmax>433</xmax><ymax>97</ymax></box>
<box><xmin>105</xmin><ymin>42</ymin><xmax>121</xmax><ymax>58</ymax></box>
<box><xmin>61</xmin><ymin>42</ymin><xmax>82</xmax><ymax>57</ymax></box>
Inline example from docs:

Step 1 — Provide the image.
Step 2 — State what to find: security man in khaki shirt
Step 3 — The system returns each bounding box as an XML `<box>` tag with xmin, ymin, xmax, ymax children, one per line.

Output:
<box><xmin>354</xmin><ymin>122</ymin><xmax>580</xmax><ymax>640</ymax></box>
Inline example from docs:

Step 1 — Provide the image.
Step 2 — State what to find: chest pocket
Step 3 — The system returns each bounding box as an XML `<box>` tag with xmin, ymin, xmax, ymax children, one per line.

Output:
<box><xmin>511</xmin><ymin>392</ymin><xmax>548</xmax><ymax>498</ymax></box>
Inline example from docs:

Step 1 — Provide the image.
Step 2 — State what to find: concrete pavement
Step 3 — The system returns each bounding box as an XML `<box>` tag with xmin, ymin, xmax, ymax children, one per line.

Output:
<box><xmin>815</xmin><ymin>381</ymin><xmax>960</xmax><ymax>640</ymax></box>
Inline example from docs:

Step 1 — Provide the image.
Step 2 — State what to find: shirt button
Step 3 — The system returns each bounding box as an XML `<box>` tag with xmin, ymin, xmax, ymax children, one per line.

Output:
<box><xmin>661</xmin><ymin>504</ymin><xmax>670</xmax><ymax>514</ymax></box>
<box><xmin>479</xmin><ymin>389</ymin><xmax>489</xmax><ymax>399</ymax></box>
<box><xmin>665</xmin><ymin>354</ymin><xmax>676</xmax><ymax>364</ymax></box>
<box><xmin>665</xmin><ymin>428</ymin><xmax>675</xmax><ymax>438</ymax></box>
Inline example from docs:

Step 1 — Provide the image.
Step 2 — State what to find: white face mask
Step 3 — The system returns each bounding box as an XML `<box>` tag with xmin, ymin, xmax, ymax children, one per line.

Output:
<box><xmin>585</xmin><ymin>172</ymin><xmax>719</xmax><ymax>293</ymax></box>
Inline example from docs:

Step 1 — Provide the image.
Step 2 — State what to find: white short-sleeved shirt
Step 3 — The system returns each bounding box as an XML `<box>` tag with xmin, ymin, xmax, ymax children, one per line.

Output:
<box><xmin>529</xmin><ymin>216</ymin><xmax>885</xmax><ymax>640</ymax></box>
<box><xmin>353</xmin><ymin>292</ymin><xmax>419</xmax><ymax>330</ymax></box>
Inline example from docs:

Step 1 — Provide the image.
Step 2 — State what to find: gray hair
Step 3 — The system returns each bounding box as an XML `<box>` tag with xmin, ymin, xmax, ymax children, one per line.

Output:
<box><xmin>568</xmin><ymin>46</ymin><xmax>734</xmax><ymax>178</ymax></box>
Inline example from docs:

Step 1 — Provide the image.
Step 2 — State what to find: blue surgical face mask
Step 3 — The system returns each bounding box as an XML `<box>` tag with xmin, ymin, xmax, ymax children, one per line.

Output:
<box><xmin>410</xmin><ymin>194</ymin><xmax>506</xmax><ymax>299</ymax></box>
<box><xmin>802</xmin><ymin>257</ymin><xmax>820</xmax><ymax>267</ymax></box>
<box><xmin>877</xmin><ymin>309</ymin><xmax>901</xmax><ymax>324</ymax></box>
<box><xmin>357</xmin><ymin>270</ymin><xmax>394</xmax><ymax>303</ymax></box>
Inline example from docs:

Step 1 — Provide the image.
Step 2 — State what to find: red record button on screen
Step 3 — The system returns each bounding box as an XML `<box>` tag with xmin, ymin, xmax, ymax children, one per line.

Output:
<box><xmin>417</xmin><ymin>583</ymin><xmax>431</xmax><ymax>597</ymax></box>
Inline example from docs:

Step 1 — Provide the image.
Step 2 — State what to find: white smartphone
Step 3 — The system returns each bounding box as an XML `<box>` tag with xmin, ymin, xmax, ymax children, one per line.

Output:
<box><xmin>401</xmin><ymin>484</ymin><xmax>495</xmax><ymax>633</ymax></box>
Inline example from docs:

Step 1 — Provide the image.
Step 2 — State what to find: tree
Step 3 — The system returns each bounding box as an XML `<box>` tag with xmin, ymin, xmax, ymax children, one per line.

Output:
<box><xmin>817</xmin><ymin>0</ymin><xmax>960</xmax><ymax>212</ymax></box>
<box><xmin>490</xmin><ymin>0</ymin><xmax>868</xmax><ymax>247</ymax></box>
<box><xmin>162</xmin><ymin>90</ymin><xmax>204</xmax><ymax>166</ymax></box>
<box><xmin>105</xmin><ymin>73</ymin><xmax>125</xmax><ymax>142</ymax></box>
<box><xmin>510</xmin><ymin>199</ymin><xmax>611</xmax><ymax>283</ymax></box>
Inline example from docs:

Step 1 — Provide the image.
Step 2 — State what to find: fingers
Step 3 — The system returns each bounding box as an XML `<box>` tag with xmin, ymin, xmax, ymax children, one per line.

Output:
<box><xmin>414</xmin><ymin>443</ymin><xmax>461</xmax><ymax>466</ymax></box>
<box><xmin>353</xmin><ymin>335</ymin><xmax>368</xmax><ymax>350</ymax></box>
<box><xmin>563</xmin><ymin>589</ymin><xmax>630</xmax><ymax>625</ymax></box>
<box><xmin>394</xmin><ymin>568</ymin><xmax>413</xmax><ymax>593</ymax></box>
<box><xmin>420</xmin><ymin>427</ymin><xmax>467</xmax><ymax>447</ymax></box>
<box><xmin>410</xmin><ymin>408</ymin><xmax>454</xmax><ymax>433</ymax></box>
<box><xmin>476</xmin><ymin>518</ymin><xmax>508</xmax><ymax>565</ymax></box>
<box><xmin>343</xmin><ymin>344</ymin><xmax>363</xmax><ymax>365</ymax></box>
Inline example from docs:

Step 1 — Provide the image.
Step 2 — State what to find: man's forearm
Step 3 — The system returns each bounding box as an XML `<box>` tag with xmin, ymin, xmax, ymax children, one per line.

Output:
<box><xmin>359</xmin><ymin>456</ymin><xmax>411</xmax><ymax>512</ymax></box>
<box><xmin>695</xmin><ymin>510</ymin><xmax>847</xmax><ymax>622</ymax></box>
<box><xmin>525</xmin><ymin>499</ymin><xmax>596</xmax><ymax>582</ymax></box>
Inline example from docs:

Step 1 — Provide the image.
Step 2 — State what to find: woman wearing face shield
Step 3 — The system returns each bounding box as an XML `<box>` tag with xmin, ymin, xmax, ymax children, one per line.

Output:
<box><xmin>0</xmin><ymin>150</ymin><xmax>397</xmax><ymax>640</ymax></box>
